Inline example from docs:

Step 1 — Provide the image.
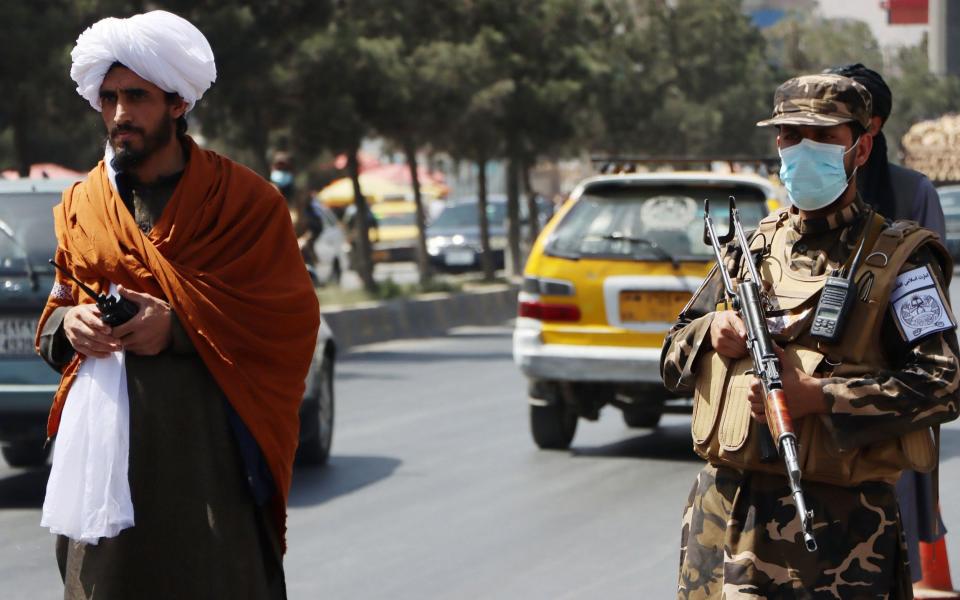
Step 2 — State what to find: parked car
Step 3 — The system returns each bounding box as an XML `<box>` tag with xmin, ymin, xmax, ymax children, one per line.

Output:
<box><xmin>297</xmin><ymin>320</ymin><xmax>336</xmax><ymax>466</ymax></box>
<box><xmin>512</xmin><ymin>172</ymin><xmax>777</xmax><ymax>449</ymax></box>
<box><xmin>0</xmin><ymin>179</ymin><xmax>68</xmax><ymax>467</ymax></box>
<box><xmin>346</xmin><ymin>199</ymin><xmax>419</xmax><ymax>263</ymax></box>
<box><xmin>0</xmin><ymin>179</ymin><xmax>336</xmax><ymax>468</ymax></box>
<box><xmin>308</xmin><ymin>199</ymin><xmax>350</xmax><ymax>286</ymax></box>
<box><xmin>426</xmin><ymin>194</ymin><xmax>555</xmax><ymax>272</ymax></box>
<box><xmin>938</xmin><ymin>185</ymin><xmax>960</xmax><ymax>261</ymax></box>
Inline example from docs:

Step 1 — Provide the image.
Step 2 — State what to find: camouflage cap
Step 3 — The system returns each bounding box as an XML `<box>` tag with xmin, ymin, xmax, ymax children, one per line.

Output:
<box><xmin>756</xmin><ymin>74</ymin><xmax>872</xmax><ymax>129</ymax></box>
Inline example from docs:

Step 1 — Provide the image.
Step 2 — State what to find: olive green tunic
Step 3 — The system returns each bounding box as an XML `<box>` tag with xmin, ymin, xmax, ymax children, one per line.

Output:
<box><xmin>39</xmin><ymin>171</ymin><xmax>286</xmax><ymax>599</ymax></box>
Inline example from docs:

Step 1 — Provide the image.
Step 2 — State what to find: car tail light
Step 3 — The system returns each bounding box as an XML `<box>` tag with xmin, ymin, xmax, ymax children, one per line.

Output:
<box><xmin>518</xmin><ymin>300</ymin><xmax>581</xmax><ymax>322</ymax></box>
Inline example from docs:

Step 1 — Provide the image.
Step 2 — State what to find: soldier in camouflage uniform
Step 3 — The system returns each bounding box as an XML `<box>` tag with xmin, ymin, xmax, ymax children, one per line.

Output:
<box><xmin>660</xmin><ymin>74</ymin><xmax>960</xmax><ymax>599</ymax></box>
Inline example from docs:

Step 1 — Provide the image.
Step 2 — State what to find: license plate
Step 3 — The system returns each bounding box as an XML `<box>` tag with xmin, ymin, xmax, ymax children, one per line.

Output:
<box><xmin>619</xmin><ymin>291</ymin><xmax>691</xmax><ymax>323</ymax></box>
<box><xmin>444</xmin><ymin>249</ymin><xmax>475</xmax><ymax>266</ymax></box>
<box><xmin>0</xmin><ymin>316</ymin><xmax>39</xmax><ymax>356</ymax></box>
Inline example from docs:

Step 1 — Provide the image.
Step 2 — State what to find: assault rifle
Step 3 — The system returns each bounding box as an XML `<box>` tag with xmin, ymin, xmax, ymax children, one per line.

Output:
<box><xmin>703</xmin><ymin>197</ymin><xmax>817</xmax><ymax>553</ymax></box>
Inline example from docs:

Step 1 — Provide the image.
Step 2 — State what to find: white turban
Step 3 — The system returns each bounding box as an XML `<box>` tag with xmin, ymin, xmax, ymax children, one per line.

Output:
<box><xmin>70</xmin><ymin>10</ymin><xmax>216</xmax><ymax>113</ymax></box>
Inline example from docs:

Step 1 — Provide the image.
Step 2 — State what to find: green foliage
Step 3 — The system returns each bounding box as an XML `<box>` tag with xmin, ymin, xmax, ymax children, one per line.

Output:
<box><xmin>591</xmin><ymin>0</ymin><xmax>775</xmax><ymax>157</ymax></box>
<box><xmin>763</xmin><ymin>15</ymin><xmax>960</xmax><ymax>161</ymax></box>
<box><xmin>764</xmin><ymin>12</ymin><xmax>883</xmax><ymax>77</ymax></box>
<box><xmin>885</xmin><ymin>42</ymin><xmax>960</xmax><ymax>159</ymax></box>
<box><xmin>0</xmin><ymin>1</ymin><xmax>104</xmax><ymax>173</ymax></box>
<box><xmin>4</xmin><ymin>0</ymin><xmax>956</xmax><ymax>182</ymax></box>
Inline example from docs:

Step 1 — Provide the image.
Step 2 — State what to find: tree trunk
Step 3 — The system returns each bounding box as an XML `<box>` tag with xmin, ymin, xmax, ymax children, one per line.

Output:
<box><xmin>403</xmin><ymin>140</ymin><xmax>432</xmax><ymax>286</ymax></box>
<box><xmin>522</xmin><ymin>160</ymin><xmax>540</xmax><ymax>246</ymax></box>
<box><xmin>505</xmin><ymin>155</ymin><xmax>522</xmax><ymax>276</ymax></box>
<box><xmin>13</xmin><ymin>96</ymin><xmax>32</xmax><ymax>177</ymax></box>
<box><xmin>477</xmin><ymin>158</ymin><xmax>494</xmax><ymax>282</ymax></box>
<box><xmin>249</xmin><ymin>105</ymin><xmax>271</xmax><ymax>176</ymax></box>
<box><xmin>347</xmin><ymin>149</ymin><xmax>378</xmax><ymax>293</ymax></box>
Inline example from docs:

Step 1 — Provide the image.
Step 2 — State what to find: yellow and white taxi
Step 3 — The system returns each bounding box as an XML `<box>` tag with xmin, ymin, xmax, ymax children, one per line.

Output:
<box><xmin>370</xmin><ymin>200</ymin><xmax>419</xmax><ymax>263</ymax></box>
<box><xmin>513</xmin><ymin>172</ymin><xmax>778</xmax><ymax>449</ymax></box>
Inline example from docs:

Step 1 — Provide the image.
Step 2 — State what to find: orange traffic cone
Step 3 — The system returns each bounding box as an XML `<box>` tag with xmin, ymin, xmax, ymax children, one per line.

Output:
<box><xmin>914</xmin><ymin>536</ymin><xmax>960</xmax><ymax>599</ymax></box>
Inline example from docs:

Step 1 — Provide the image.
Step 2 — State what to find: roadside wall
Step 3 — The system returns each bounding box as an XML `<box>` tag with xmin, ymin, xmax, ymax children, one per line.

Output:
<box><xmin>321</xmin><ymin>284</ymin><xmax>518</xmax><ymax>351</ymax></box>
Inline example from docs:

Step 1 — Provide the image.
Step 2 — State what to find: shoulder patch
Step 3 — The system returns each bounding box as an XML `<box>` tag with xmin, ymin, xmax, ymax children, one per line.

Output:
<box><xmin>890</xmin><ymin>265</ymin><xmax>956</xmax><ymax>344</ymax></box>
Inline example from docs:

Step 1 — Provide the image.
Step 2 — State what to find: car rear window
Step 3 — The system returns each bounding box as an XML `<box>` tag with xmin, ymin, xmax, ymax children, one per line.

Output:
<box><xmin>374</xmin><ymin>210</ymin><xmax>418</xmax><ymax>227</ymax></box>
<box><xmin>0</xmin><ymin>193</ymin><xmax>59</xmax><ymax>274</ymax></box>
<box><xmin>432</xmin><ymin>203</ymin><xmax>507</xmax><ymax>228</ymax></box>
<box><xmin>939</xmin><ymin>188</ymin><xmax>960</xmax><ymax>214</ymax></box>
<box><xmin>545</xmin><ymin>183</ymin><xmax>767</xmax><ymax>261</ymax></box>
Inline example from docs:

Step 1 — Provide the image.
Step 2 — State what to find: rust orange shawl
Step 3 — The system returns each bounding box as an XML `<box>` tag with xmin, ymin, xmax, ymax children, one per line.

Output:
<box><xmin>36</xmin><ymin>138</ymin><xmax>320</xmax><ymax>548</ymax></box>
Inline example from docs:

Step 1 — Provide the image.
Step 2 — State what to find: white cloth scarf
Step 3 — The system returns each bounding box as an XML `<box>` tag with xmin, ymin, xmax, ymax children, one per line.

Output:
<box><xmin>41</xmin><ymin>285</ymin><xmax>134</xmax><ymax>544</ymax></box>
<box><xmin>70</xmin><ymin>10</ymin><xmax>216</xmax><ymax>113</ymax></box>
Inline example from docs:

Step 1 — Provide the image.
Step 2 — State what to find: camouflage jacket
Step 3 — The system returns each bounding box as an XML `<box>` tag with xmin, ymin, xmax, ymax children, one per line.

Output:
<box><xmin>660</xmin><ymin>199</ymin><xmax>960</xmax><ymax>451</ymax></box>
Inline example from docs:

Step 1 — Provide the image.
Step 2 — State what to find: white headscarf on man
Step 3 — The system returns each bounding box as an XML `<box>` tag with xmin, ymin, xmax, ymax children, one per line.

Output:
<box><xmin>70</xmin><ymin>10</ymin><xmax>217</xmax><ymax>113</ymax></box>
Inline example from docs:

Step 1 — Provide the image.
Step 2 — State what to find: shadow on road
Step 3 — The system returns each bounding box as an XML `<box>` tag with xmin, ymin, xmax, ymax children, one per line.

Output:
<box><xmin>444</xmin><ymin>329</ymin><xmax>513</xmax><ymax>340</ymax></box>
<box><xmin>0</xmin><ymin>455</ymin><xmax>403</xmax><ymax>511</ymax></box>
<box><xmin>289</xmin><ymin>454</ymin><xmax>401</xmax><ymax>507</ymax></box>
<box><xmin>571</xmin><ymin>423</ymin><xmax>699</xmax><ymax>462</ymax></box>
<box><xmin>0</xmin><ymin>465</ymin><xmax>51</xmax><ymax>509</ymax></box>
<box><xmin>344</xmin><ymin>350</ymin><xmax>513</xmax><ymax>364</ymax></box>
<box><xmin>335</xmin><ymin>370</ymin><xmax>405</xmax><ymax>382</ymax></box>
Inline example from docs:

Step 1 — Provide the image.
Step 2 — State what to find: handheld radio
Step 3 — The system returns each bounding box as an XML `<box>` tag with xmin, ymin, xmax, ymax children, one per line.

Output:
<box><xmin>48</xmin><ymin>260</ymin><xmax>139</xmax><ymax>327</ymax></box>
<box><xmin>809</xmin><ymin>223</ymin><xmax>871</xmax><ymax>343</ymax></box>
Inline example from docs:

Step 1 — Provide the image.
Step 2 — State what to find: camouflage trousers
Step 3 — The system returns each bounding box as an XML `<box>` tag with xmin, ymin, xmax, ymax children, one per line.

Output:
<box><xmin>678</xmin><ymin>464</ymin><xmax>912</xmax><ymax>599</ymax></box>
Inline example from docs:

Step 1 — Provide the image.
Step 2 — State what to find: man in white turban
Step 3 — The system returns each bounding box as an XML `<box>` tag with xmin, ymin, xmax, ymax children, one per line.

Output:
<box><xmin>36</xmin><ymin>10</ymin><xmax>319</xmax><ymax>600</ymax></box>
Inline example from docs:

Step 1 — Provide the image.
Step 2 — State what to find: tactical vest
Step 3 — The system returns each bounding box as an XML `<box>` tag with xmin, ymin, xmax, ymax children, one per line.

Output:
<box><xmin>691</xmin><ymin>209</ymin><xmax>952</xmax><ymax>486</ymax></box>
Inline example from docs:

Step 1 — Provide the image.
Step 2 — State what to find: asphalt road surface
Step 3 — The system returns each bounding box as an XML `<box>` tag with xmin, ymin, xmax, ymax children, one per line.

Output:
<box><xmin>4</xmin><ymin>292</ymin><xmax>960</xmax><ymax>598</ymax></box>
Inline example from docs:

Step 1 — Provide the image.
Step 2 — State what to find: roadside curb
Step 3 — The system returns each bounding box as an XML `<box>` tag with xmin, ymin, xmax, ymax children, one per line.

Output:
<box><xmin>321</xmin><ymin>284</ymin><xmax>519</xmax><ymax>351</ymax></box>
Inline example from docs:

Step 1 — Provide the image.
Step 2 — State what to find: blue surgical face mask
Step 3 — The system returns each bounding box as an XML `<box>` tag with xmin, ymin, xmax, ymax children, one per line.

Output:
<box><xmin>270</xmin><ymin>169</ymin><xmax>294</xmax><ymax>188</ymax></box>
<box><xmin>778</xmin><ymin>137</ymin><xmax>859</xmax><ymax>211</ymax></box>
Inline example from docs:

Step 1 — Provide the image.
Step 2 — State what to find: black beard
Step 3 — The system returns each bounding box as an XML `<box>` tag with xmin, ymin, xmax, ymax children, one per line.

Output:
<box><xmin>108</xmin><ymin>116</ymin><xmax>175</xmax><ymax>173</ymax></box>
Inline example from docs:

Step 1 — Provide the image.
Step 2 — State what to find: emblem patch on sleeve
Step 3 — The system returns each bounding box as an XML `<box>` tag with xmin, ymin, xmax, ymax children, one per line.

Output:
<box><xmin>890</xmin><ymin>266</ymin><xmax>956</xmax><ymax>344</ymax></box>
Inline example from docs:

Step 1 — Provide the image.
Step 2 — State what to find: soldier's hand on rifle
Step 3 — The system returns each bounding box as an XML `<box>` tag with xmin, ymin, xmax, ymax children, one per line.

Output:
<box><xmin>748</xmin><ymin>345</ymin><xmax>828</xmax><ymax>422</ymax></box>
<box><xmin>709</xmin><ymin>310</ymin><xmax>749</xmax><ymax>359</ymax></box>
<box><xmin>111</xmin><ymin>286</ymin><xmax>173</xmax><ymax>356</ymax></box>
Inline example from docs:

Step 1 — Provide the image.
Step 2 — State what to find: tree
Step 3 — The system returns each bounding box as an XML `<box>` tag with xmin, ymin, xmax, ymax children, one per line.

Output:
<box><xmin>171</xmin><ymin>1</ymin><xmax>334</xmax><ymax>175</ymax></box>
<box><xmin>347</xmin><ymin>1</ymin><xmax>474</xmax><ymax>286</ymax></box>
<box><xmin>469</xmin><ymin>0</ymin><xmax>606</xmax><ymax>275</ymax></box>
<box><xmin>589</xmin><ymin>0</ymin><xmax>776</xmax><ymax>160</ymax></box>
<box><xmin>885</xmin><ymin>40</ymin><xmax>960</xmax><ymax>161</ymax></box>
<box><xmin>0</xmin><ymin>1</ymin><xmax>105</xmax><ymax>174</ymax></box>
<box><xmin>438</xmin><ymin>32</ymin><xmax>511</xmax><ymax>282</ymax></box>
<box><xmin>291</xmin><ymin>21</ymin><xmax>395</xmax><ymax>293</ymax></box>
<box><xmin>764</xmin><ymin>12</ymin><xmax>883</xmax><ymax>79</ymax></box>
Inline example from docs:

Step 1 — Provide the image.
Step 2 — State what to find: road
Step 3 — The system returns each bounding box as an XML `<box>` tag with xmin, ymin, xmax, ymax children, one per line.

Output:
<box><xmin>4</xmin><ymin>298</ymin><xmax>960</xmax><ymax>598</ymax></box>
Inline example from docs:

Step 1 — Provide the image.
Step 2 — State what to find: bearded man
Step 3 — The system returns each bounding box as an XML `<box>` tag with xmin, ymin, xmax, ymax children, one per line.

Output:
<box><xmin>34</xmin><ymin>11</ymin><xmax>319</xmax><ymax>599</ymax></box>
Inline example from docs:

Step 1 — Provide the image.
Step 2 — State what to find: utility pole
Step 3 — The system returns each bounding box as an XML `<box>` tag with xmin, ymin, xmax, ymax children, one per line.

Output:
<box><xmin>929</xmin><ymin>0</ymin><xmax>960</xmax><ymax>76</ymax></box>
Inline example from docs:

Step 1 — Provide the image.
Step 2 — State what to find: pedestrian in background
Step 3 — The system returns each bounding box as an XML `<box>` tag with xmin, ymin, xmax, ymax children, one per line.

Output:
<box><xmin>272</xmin><ymin>150</ymin><xmax>324</xmax><ymax>268</ymax></box>
<box><xmin>827</xmin><ymin>61</ymin><xmax>950</xmax><ymax>590</ymax></box>
<box><xmin>36</xmin><ymin>10</ymin><xmax>319</xmax><ymax>599</ymax></box>
<box><xmin>826</xmin><ymin>63</ymin><xmax>945</xmax><ymax>238</ymax></box>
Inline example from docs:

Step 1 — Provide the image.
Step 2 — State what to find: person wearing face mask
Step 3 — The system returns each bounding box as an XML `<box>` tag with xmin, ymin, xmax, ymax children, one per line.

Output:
<box><xmin>271</xmin><ymin>151</ymin><xmax>324</xmax><ymax>268</ymax></box>
<box><xmin>826</xmin><ymin>62</ymin><xmax>949</xmax><ymax>593</ymax></box>
<box><xmin>660</xmin><ymin>74</ymin><xmax>960</xmax><ymax>598</ymax></box>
